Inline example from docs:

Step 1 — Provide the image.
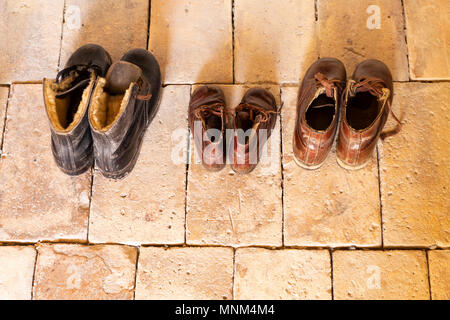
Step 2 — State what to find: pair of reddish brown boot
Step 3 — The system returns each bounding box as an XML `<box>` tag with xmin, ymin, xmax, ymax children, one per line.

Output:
<box><xmin>188</xmin><ymin>86</ymin><xmax>278</xmax><ymax>173</ymax></box>
<box><xmin>293</xmin><ymin>58</ymin><xmax>401</xmax><ymax>170</ymax></box>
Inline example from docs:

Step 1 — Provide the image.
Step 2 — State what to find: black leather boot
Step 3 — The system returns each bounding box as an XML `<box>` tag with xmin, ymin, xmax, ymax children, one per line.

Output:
<box><xmin>88</xmin><ymin>48</ymin><xmax>162</xmax><ymax>179</ymax></box>
<box><xmin>43</xmin><ymin>44</ymin><xmax>112</xmax><ymax>175</ymax></box>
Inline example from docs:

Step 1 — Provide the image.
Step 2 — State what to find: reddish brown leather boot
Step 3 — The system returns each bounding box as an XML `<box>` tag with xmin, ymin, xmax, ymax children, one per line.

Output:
<box><xmin>337</xmin><ymin>59</ymin><xmax>401</xmax><ymax>169</ymax></box>
<box><xmin>188</xmin><ymin>86</ymin><xmax>229</xmax><ymax>171</ymax></box>
<box><xmin>293</xmin><ymin>58</ymin><xmax>346</xmax><ymax>169</ymax></box>
<box><xmin>231</xmin><ymin>88</ymin><xmax>278</xmax><ymax>174</ymax></box>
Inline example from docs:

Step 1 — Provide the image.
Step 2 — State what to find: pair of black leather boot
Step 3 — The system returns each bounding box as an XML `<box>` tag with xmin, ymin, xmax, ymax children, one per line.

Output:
<box><xmin>43</xmin><ymin>44</ymin><xmax>161</xmax><ymax>179</ymax></box>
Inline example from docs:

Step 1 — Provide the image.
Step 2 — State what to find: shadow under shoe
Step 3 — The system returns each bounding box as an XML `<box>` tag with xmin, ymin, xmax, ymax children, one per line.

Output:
<box><xmin>337</xmin><ymin>59</ymin><xmax>400</xmax><ymax>170</ymax></box>
<box><xmin>89</xmin><ymin>49</ymin><xmax>162</xmax><ymax>179</ymax></box>
<box><xmin>188</xmin><ymin>86</ymin><xmax>228</xmax><ymax>171</ymax></box>
<box><xmin>43</xmin><ymin>44</ymin><xmax>112</xmax><ymax>175</ymax></box>
<box><xmin>231</xmin><ymin>88</ymin><xmax>278</xmax><ymax>174</ymax></box>
<box><xmin>293</xmin><ymin>57</ymin><xmax>346</xmax><ymax>170</ymax></box>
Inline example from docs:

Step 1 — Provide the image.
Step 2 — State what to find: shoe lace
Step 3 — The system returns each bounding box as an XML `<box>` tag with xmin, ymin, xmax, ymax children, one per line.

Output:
<box><xmin>56</xmin><ymin>64</ymin><xmax>102</xmax><ymax>85</ymax></box>
<box><xmin>194</xmin><ymin>103</ymin><xmax>229</xmax><ymax>123</ymax></box>
<box><xmin>235</xmin><ymin>103</ymin><xmax>279</xmax><ymax>123</ymax></box>
<box><xmin>297</xmin><ymin>73</ymin><xmax>343</xmax><ymax>112</ymax></box>
<box><xmin>314</xmin><ymin>72</ymin><xmax>343</xmax><ymax>98</ymax></box>
<box><xmin>348</xmin><ymin>77</ymin><xmax>402</xmax><ymax>139</ymax></box>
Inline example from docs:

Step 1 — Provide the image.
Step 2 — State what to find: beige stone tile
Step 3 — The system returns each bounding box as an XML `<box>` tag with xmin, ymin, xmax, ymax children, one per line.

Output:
<box><xmin>135</xmin><ymin>246</ymin><xmax>233</xmax><ymax>300</ymax></box>
<box><xmin>60</xmin><ymin>0</ymin><xmax>148</xmax><ymax>65</ymax></box>
<box><xmin>186</xmin><ymin>85</ymin><xmax>282</xmax><ymax>246</ymax></box>
<box><xmin>281</xmin><ymin>87</ymin><xmax>381</xmax><ymax>247</ymax></box>
<box><xmin>428</xmin><ymin>250</ymin><xmax>450</xmax><ymax>300</ymax></box>
<box><xmin>0</xmin><ymin>246</ymin><xmax>36</xmax><ymax>300</ymax></box>
<box><xmin>318</xmin><ymin>0</ymin><xmax>409</xmax><ymax>81</ymax></box>
<box><xmin>404</xmin><ymin>0</ymin><xmax>450</xmax><ymax>80</ymax></box>
<box><xmin>0</xmin><ymin>85</ymin><xmax>91</xmax><ymax>242</ymax></box>
<box><xmin>379</xmin><ymin>83</ymin><xmax>450</xmax><ymax>247</ymax></box>
<box><xmin>0</xmin><ymin>0</ymin><xmax>64</xmax><ymax>83</ymax></box>
<box><xmin>0</xmin><ymin>87</ymin><xmax>8</xmax><ymax>145</ymax></box>
<box><xmin>33</xmin><ymin>244</ymin><xmax>137</xmax><ymax>300</ymax></box>
<box><xmin>89</xmin><ymin>85</ymin><xmax>189</xmax><ymax>245</ymax></box>
<box><xmin>149</xmin><ymin>0</ymin><xmax>233</xmax><ymax>84</ymax></box>
<box><xmin>234</xmin><ymin>248</ymin><xmax>331</xmax><ymax>299</ymax></box>
<box><xmin>234</xmin><ymin>0</ymin><xmax>317</xmax><ymax>84</ymax></box>
<box><xmin>333</xmin><ymin>250</ymin><xmax>429</xmax><ymax>299</ymax></box>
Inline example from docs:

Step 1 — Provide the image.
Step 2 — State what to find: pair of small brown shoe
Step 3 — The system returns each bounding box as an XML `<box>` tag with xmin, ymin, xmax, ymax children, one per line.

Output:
<box><xmin>188</xmin><ymin>86</ymin><xmax>278</xmax><ymax>174</ymax></box>
<box><xmin>293</xmin><ymin>58</ymin><xmax>401</xmax><ymax>170</ymax></box>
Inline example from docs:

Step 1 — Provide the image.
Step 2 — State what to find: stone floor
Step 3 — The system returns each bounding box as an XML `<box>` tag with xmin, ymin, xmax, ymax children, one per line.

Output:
<box><xmin>0</xmin><ymin>0</ymin><xmax>448</xmax><ymax>300</ymax></box>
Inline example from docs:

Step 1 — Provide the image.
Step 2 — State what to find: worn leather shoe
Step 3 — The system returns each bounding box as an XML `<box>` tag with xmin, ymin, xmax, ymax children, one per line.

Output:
<box><xmin>337</xmin><ymin>59</ymin><xmax>401</xmax><ymax>169</ymax></box>
<box><xmin>188</xmin><ymin>86</ymin><xmax>229</xmax><ymax>171</ymax></box>
<box><xmin>293</xmin><ymin>58</ymin><xmax>346</xmax><ymax>169</ymax></box>
<box><xmin>43</xmin><ymin>44</ymin><xmax>111</xmax><ymax>175</ymax></box>
<box><xmin>88</xmin><ymin>48</ymin><xmax>162</xmax><ymax>179</ymax></box>
<box><xmin>231</xmin><ymin>88</ymin><xmax>278</xmax><ymax>174</ymax></box>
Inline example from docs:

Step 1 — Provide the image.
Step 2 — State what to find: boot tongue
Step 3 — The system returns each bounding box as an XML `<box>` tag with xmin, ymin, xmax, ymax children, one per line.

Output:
<box><xmin>237</xmin><ymin>110</ymin><xmax>262</xmax><ymax>129</ymax></box>
<box><xmin>55</xmin><ymin>78</ymin><xmax>90</xmax><ymax>99</ymax></box>
<box><xmin>237</xmin><ymin>111</ymin><xmax>250</xmax><ymax>122</ymax></box>
<box><xmin>54</xmin><ymin>64</ymin><xmax>94</xmax><ymax>99</ymax></box>
<box><xmin>105</xmin><ymin>61</ymin><xmax>142</xmax><ymax>94</ymax></box>
<box><xmin>235</xmin><ymin>110</ymin><xmax>261</xmax><ymax>146</ymax></box>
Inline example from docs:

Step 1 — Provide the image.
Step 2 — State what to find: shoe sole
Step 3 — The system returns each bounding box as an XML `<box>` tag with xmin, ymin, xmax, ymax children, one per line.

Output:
<box><xmin>336</xmin><ymin>156</ymin><xmax>370</xmax><ymax>170</ymax></box>
<box><xmin>231</xmin><ymin>164</ymin><xmax>257</xmax><ymax>174</ymax></box>
<box><xmin>56</xmin><ymin>155</ymin><xmax>93</xmax><ymax>176</ymax></box>
<box><xmin>292</xmin><ymin>154</ymin><xmax>327</xmax><ymax>170</ymax></box>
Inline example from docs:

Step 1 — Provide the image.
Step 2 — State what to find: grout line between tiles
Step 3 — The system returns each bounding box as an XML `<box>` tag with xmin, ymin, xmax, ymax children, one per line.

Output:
<box><xmin>30</xmin><ymin>245</ymin><xmax>38</xmax><ymax>300</ymax></box>
<box><xmin>57</xmin><ymin>0</ymin><xmax>66</xmax><ymax>70</ymax></box>
<box><xmin>0</xmin><ymin>240</ymin><xmax>449</xmax><ymax>251</ymax></box>
<box><xmin>425</xmin><ymin>250</ymin><xmax>433</xmax><ymax>300</ymax></box>
<box><xmin>329</xmin><ymin>249</ymin><xmax>334</xmax><ymax>300</ymax></box>
<box><xmin>86</xmin><ymin>167</ymin><xmax>95</xmax><ymax>243</ymax></box>
<box><xmin>314</xmin><ymin>0</ymin><xmax>318</xmax><ymax>22</ymax></box>
<box><xmin>133</xmin><ymin>245</ymin><xmax>141</xmax><ymax>300</ymax></box>
<box><xmin>0</xmin><ymin>85</ymin><xmax>11</xmax><ymax>154</ymax></box>
<box><xmin>146</xmin><ymin>0</ymin><xmax>151</xmax><ymax>49</ymax></box>
<box><xmin>10</xmin><ymin>81</ymin><xmax>43</xmax><ymax>84</ymax></box>
<box><xmin>400</xmin><ymin>0</ymin><xmax>412</xmax><ymax>81</ymax></box>
<box><xmin>376</xmin><ymin>145</ymin><xmax>384</xmax><ymax>247</ymax></box>
<box><xmin>184</xmin><ymin>85</ymin><xmax>193</xmax><ymax>244</ymax></box>
<box><xmin>279</xmin><ymin>87</ymin><xmax>285</xmax><ymax>246</ymax></box>
<box><xmin>161</xmin><ymin>80</ymin><xmax>450</xmax><ymax>87</ymax></box>
<box><xmin>231</xmin><ymin>0</ymin><xmax>236</xmax><ymax>84</ymax></box>
<box><xmin>232</xmin><ymin>247</ymin><xmax>236</xmax><ymax>299</ymax></box>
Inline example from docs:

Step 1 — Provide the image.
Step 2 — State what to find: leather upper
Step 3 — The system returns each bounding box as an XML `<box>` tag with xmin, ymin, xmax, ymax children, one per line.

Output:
<box><xmin>188</xmin><ymin>86</ymin><xmax>228</xmax><ymax>171</ymax></box>
<box><xmin>337</xmin><ymin>59</ymin><xmax>393</xmax><ymax>167</ymax></box>
<box><xmin>89</xmin><ymin>49</ymin><xmax>161</xmax><ymax>179</ymax></box>
<box><xmin>231</xmin><ymin>88</ymin><xmax>277</xmax><ymax>174</ymax></box>
<box><xmin>43</xmin><ymin>44</ymin><xmax>112</xmax><ymax>175</ymax></box>
<box><xmin>293</xmin><ymin>58</ymin><xmax>346</xmax><ymax>167</ymax></box>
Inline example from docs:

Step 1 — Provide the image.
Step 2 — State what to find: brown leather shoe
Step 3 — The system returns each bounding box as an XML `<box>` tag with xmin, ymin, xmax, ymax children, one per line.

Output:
<box><xmin>89</xmin><ymin>48</ymin><xmax>161</xmax><ymax>179</ymax></box>
<box><xmin>188</xmin><ymin>86</ymin><xmax>228</xmax><ymax>171</ymax></box>
<box><xmin>337</xmin><ymin>59</ymin><xmax>401</xmax><ymax>169</ymax></box>
<box><xmin>231</xmin><ymin>88</ymin><xmax>278</xmax><ymax>174</ymax></box>
<box><xmin>43</xmin><ymin>44</ymin><xmax>111</xmax><ymax>175</ymax></box>
<box><xmin>293</xmin><ymin>58</ymin><xmax>346</xmax><ymax>169</ymax></box>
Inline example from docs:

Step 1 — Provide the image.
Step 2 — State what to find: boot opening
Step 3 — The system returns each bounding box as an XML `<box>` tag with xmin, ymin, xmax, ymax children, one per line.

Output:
<box><xmin>89</xmin><ymin>77</ymin><xmax>133</xmax><ymax>131</ymax></box>
<box><xmin>235</xmin><ymin>110</ymin><xmax>256</xmax><ymax>145</ymax></box>
<box><xmin>43</xmin><ymin>75</ymin><xmax>94</xmax><ymax>132</ymax></box>
<box><xmin>346</xmin><ymin>91</ymin><xmax>380</xmax><ymax>130</ymax></box>
<box><xmin>305</xmin><ymin>94</ymin><xmax>335</xmax><ymax>131</ymax></box>
<box><xmin>206</xmin><ymin>115</ymin><xmax>222</xmax><ymax>142</ymax></box>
